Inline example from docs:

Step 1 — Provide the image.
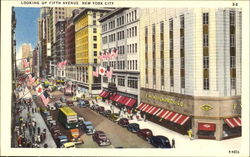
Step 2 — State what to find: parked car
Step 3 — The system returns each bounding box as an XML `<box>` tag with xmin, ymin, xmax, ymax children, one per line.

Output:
<box><xmin>78</xmin><ymin>100</ymin><xmax>87</xmax><ymax>108</ymax></box>
<box><xmin>81</xmin><ymin>121</ymin><xmax>95</xmax><ymax>135</ymax></box>
<box><xmin>148</xmin><ymin>135</ymin><xmax>171</xmax><ymax>148</ymax></box>
<box><xmin>56</xmin><ymin>135</ymin><xmax>68</xmax><ymax>148</ymax></box>
<box><xmin>127</xmin><ymin>123</ymin><xmax>140</xmax><ymax>133</ymax></box>
<box><xmin>102</xmin><ymin>110</ymin><xmax>112</xmax><ymax>117</ymax></box>
<box><xmin>49</xmin><ymin>94</ymin><xmax>55</xmax><ymax>99</ymax></box>
<box><xmin>61</xmin><ymin>142</ymin><xmax>75</xmax><ymax>148</ymax></box>
<box><xmin>66</xmin><ymin>100</ymin><xmax>74</xmax><ymax>106</ymax></box>
<box><xmin>117</xmin><ymin>118</ymin><xmax>129</xmax><ymax>127</ymax></box>
<box><xmin>60</xmin><ymin>96</ymin><xmax>67</xmax><ymax>103</ymax></box>
<box><xmin>92</xmin><ymin>131</ymin><xmax>111</xmax><ymax>146</ymax></box>
<box><xmin>72</xmin><ymin>96</ymin><xmax>78</xmax><ymax>102</ymax></box>
<box><xmin>108</xmin><ymin>113</ymin><xmax>120</xmax><ymax>122</ymax></box>
<box><xmin>47</xmin><ymin>120</ymin><xmax>57</xmax><ymax>128</ymax></box>
<box><xmin>54</xmin><ymin>102</ymin><xmax>62</xmax><ymax>109</ymax></box>
<box><xmin>90</xmin><ymin>104</ymin><xmax>99</xmax><ymax>110</ymax></box>
<box><xmin>78</xmin><ymin>116</ymin><xmax>85</xmax><ymax>126</ymax></box>
<box><xmin>96</xmin><ymin>106</ymin><xmax>105</xmax><ymax>114</ymax></box>
<box><xmin>137</xmin><ymin>128</ymin><xmax>153</xmax><ymax>141</ymax></box>
<box><xmin>51</xmin><ymin>126</ymin><xmax>62</xmax><ymax>139</ymax></box>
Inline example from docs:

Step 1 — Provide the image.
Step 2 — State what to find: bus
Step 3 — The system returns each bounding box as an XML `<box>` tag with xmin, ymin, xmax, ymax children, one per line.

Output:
<box><xmin>58</xmin><ymin>106</ymin><xmax>78</xmax><ymax>129</ymax></box>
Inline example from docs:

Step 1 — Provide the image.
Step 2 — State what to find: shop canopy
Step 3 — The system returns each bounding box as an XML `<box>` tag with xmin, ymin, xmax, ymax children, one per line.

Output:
<box><xmin>109</xmin><ymin>93</ymin><xmax>117</xmax><ymax>101</ymax></box>
<box><xmin>198</xmin><ymin>123</ymin><xmax>216</xmax><ymax>131</ymax></box>
<box><xmin>224</xmin><ymin>117</ymin><xmax>241</xmax><ymax>128</ymax></box>
<box><xmin>99</xmin><ymin>90</ymin><xmax>110</xmax><ymax>98</ymax></box>
<box><xmin>136</xmin><ymin>103</ymin><xmax>190</xmax><ymax>126</ymax></box>
<box><xmin>111</xmin><ymin>94</ymin><xmax>137</xmax><ymax>107</ymax></box>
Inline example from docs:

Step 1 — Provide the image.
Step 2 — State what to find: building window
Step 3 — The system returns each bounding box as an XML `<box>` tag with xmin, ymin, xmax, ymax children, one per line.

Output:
<box><xmin>135</xmin><ymin>26</ymin><xmax>137</xmax><ymax>36</ymax></box>
<box><xmin>203</xmin><ymin>13</ymin><xmax>209</xmax><ymax>25</ymax></box>
<box><xmin>93</xmin><ymin>44</ymin><xmax>97</xmax><ymax>48</ymax></box>
<box><xmin>170</xmin><ymin>58</ymin><xmax>174</xmax><ymax>69</ymax></box>
<box><xmin>180</xmin><ymin>15</ymin><xmax>185</xmax><ymax>29</ymax></box>
<box><xmin>103</xmin><ymin>76</ymin><xmax>108</xmax><ymax>83</ymax></box>
<box><xmin>100</xmin><ymin>13</ymin><xmax>103</xmax><ymax>17</ymax></box>
<box><xmin>230</xmin><ymin>34</ymin><xmax>235</xmax><ymax>47</ymax></box>
<box><xmin>94</xmin><ymin>59</ymin><xmax>97</xmax><ymax>64</ymax></box>
<box><xmin>203</xmin><ymin>34</ymin><xmax>209</xmax><ymax>47</ymax></box>
<box><xmin>180</xmin><ymin>36</ymin><xmax>184</xmax><ymax>49</ymax></box>
<box><xmin>170</xmin><ymin>39</ymin><xmax>173</xmax><ymax>50</ymax></box>
<box><xmin>231</xmin><ymin>78</ymin><xmax>236</xmax><ymax>89</ymax></box>
<box><xmin>181</xmin><ymin>77</ymin><xmax>185</xmax><ymax>88</ymax></box>
<box><xmin>135</xmin><ymin>43</ymin><xmax>137</xmax><ymax>53</ymax></box>
<box><xmin>93</xmin><ymin>36</ymin><xmax>97</xmax><ymax>41</ymax></box>
<box><xmin>118</xmin><ymin>76</ymin><xmax>125</xmax><ymax>86</ymax></box>
<box><xmin>134</xmin><ymin>10</ymin><xmax>137</xmax><ymax>20</ymax></box>
<box><xmin>169</xmin><ymin>18</ymin><xmax>173</xmax><ymax>31</ymax></box>
<box><xmin>94</xmin><ymin>51</ymin><xmax>97</xmax><ymax>56</ymax></box>
<box><xmin>93</xmin><ymin>12</ymin><xmax>96</xmax><ymax>18</ymax></box>
<box><xmin>93</xmin><ymin>20</ymin><xmax>96</xmax><ymax>25</ymax></box>
<box><xmin>203</xmin><ymin>78</ymin><xmax>209</xmax><ymax>90</ymax></box>
<box><xmin>170</xmin><ymin>76</ymin><xmax>174</xmax><ymax>87</ymax></box>
<box><xmin>203</xmin><ymin>56</ymin><xmax>209</xmax><ymax>69</ymax></box>
<box><xmin>181</xmin><ymin>57</ymin><xmax>185</xmax><ymax>69</ymax></box>
<box><xmin>93</xmin><ymin>28</ymin><xmax>97</xmax><ymax>33</ymax></box>
<box><xmin>128</xmin><ymin>77</ymin><xmax>138</xmax><ymax>89</ymax></box>
<box><xmin>230</xmin><ymin>11</ymin><xmax>235</xmax><ymax>25</ymax></box>
<box><xmin>230</xmin><ymin>56</ymin><xmax>236</xmax><ymax>68</ymax></box>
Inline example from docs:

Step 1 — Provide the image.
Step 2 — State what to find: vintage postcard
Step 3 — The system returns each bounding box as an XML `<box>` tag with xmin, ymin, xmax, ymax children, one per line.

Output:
<box><xmin>0</xmin><ymin>0</ymin><xmax>249</xmax><ymax>156</ymax></box>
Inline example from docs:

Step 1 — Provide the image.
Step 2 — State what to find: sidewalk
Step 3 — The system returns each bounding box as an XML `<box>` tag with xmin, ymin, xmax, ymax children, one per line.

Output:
<box><xmin>13</xmin><ymin>86</ymin><xmax>56</xmax><ymax>148</ymax></box>
<box><xmin>95</xmin><ymin>99</ymin><xmax>241</xmax><ymax>150</ymax></box>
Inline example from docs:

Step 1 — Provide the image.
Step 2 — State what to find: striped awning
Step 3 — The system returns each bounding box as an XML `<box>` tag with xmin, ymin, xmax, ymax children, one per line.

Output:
<box><xmin>136</xmin><ymin>104</ymin><xmax>190</xmax><ymax>126</ymax></box>
<box><xmin>224</xmin><ymin>117</ymin><xmax>241</xmax><ymax>128</ymax></box>
<box><xmin>124</xmin><ymin>98</ymin><xmax>137</xmax><ymax>107</ymax></box>
<box><xmin>99</xmin><ymin>90</ymin><xmax>110</xmax><ymax>98</ymax></box>
<box><xmin>109</xmin><ymin>93</ymin><xmax>117</xmax><ymax>101</ymax></box>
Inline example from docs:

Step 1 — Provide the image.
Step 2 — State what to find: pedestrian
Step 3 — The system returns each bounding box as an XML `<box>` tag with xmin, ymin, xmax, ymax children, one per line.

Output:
<box><xmin>34</xmin><ymin>121</ymin><xmax>37</xmax><ymax>127</ymax></box>
<box><xmin>29</xmin><ymin>127</ymin><xmax>32</xmax><ymax>136</ymax></box>
<box><xmin>40</xmin><ymin>133</ymin><xmax>44</xmax><ymax>143</ymax></box>
<box><xmin>37</xmin><ymin>135</ymin><xmax>41</xmax><ymax>143</ymax></box>
<box><xmin>37</xmin><ymin>127</ymin><xmax>41</xmax><ymax>135</ymax></box>
<box><xmin>35</xmin><ymin>107</ymin><xmax>37</xmax><ymax>112</ymax></box>
<box><xmin>25</xmin><ymin>121</ymin><xmax>28</xmax><ymax>128</ymax></box>
<box><xmin>32</xmin><ymin>136</ymin><xmax>35</xmax><ymax>143</ymax></box>
<box><xmin>33</xmin><ymin>126</ymin><xmax>36</xmax><ymax>134</ymax></box>
<box><xmin>172</xmin><ymin>138</ymin><xmax>175</xmax><ymax>148</ymax></box>
<box><xmin>143</xmin><ymin>114</ymin><xmax>146</xmax><ymax>122</ymax></box>
<box><xmin>37</xmin><ymin>107</ymin><xmax>40</xmax><ymax>113</ymax></box>
<box><xmin>32</xmin><ymin>108</ymin><xmax>34</xmax><ymax>113</ymax></box>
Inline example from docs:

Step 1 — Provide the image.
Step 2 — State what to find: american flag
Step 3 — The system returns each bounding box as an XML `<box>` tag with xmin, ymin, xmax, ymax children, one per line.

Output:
<box><xmin>40</xmin><ymin>91</ymin><xmax>50</xmax><ymax>106</ymax></box>
<box><xmin>22</xmin><ymin>58</ymin><xmax>30</xmax><ymax>68</ymax></box>
<box><xmin>92</xmin><ymin>66</ymin><xmax>99</xmax><ymax>77</ymax></box>
<box><xmin>106</xmin><ymin>66</ymin><xmax>113</xmax><ymax>78</ymax></box>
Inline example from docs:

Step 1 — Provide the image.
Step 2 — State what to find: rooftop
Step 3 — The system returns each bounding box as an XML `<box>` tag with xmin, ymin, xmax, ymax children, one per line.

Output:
<box><xmin>99</xmin><ymin>8</ymin><xmax>130</xmax><ymax>22</ymax></box>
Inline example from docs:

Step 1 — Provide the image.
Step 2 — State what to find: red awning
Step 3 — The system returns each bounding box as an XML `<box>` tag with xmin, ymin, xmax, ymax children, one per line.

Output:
<box><xmin>224</xmin><ymin>117</ymin><xmax>241</xmax><ymax>128</ymax></box>
<box><xmin>151</xmin><ymin>107</ymin><xmax>161</xmax><ymax>115</ymax></box>
<box><xmin>103</xmin><ymin>92</ymin><xmax>110</xmax><ymax>98</ymax></box>
<box><xmin>117</xmin><ymin>96</ymin><xmax>126</xmax><ymax>104</ymax></box>
<box><xmin>198</xmin><ymin>123</ymin><xmax>216</xmax><ymax>131</ymax></box>
<box><xmin>120</xmin><ymin>97</ymin><xmax>130</xmax><ymax>105</ymax></box>
<box><xmin>109</xmin><ymin>93</ymin><xmax>117</xmax><ymax>101</ymax></box>
<box><xmin>136</xmin><ymin>103</ymin><xmax>146</xmax><ymax>110</ymax></box>
<box><xmin>99</xmin><ymin>91</ymin><xmax>105</xmax><ymax>97</ymax></box>
<box><xmin>125</xmin><ymin>98</ymin><xmax>137</xmax><ymax>107</ymax></box>
<box><xmin>141</xmin><ymin>104</ymin><xmax>150</xmax><ymax>112</ymax></box>
<box><xmin>113</xmin><ymin>94</ymin><xmax>121</xmax><ymax>101</ymax></box>
<box><xmin>174</xmin><ymin>115</ymin><xmax>190</xmax><ymax>125</ymax></box>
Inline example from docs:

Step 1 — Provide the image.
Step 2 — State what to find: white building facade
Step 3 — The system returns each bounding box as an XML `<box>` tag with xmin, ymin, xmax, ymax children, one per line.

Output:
<box><xmin>139</xmin><ymin>8</ymin><xmax>242</xmax><ymax>140</ymax></box>
<box><xmin>99</xmin><ymin>8</ymin><xmax>140</xmax><ymax>109</ymax></box>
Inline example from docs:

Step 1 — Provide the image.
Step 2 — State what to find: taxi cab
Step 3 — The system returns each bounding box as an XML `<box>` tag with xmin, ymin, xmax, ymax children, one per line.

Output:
<box><xmin>61</xmin><ymin>142</ymin><xmax>75</xmax><ymax>148</ymax></box>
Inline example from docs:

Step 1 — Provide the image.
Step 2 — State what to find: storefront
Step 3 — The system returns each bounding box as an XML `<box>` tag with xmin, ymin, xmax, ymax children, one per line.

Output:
<box><xmin>140</xmin><ymin>88</ymin><xmax>241</xmax><ymax>140</ymax></box>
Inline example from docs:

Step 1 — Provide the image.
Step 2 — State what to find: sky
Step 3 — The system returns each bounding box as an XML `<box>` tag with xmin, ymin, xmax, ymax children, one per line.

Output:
<box><xmin>14</xmin><ymin>7</ymin><xmax>40</xmax><ymax>60</ymax></box>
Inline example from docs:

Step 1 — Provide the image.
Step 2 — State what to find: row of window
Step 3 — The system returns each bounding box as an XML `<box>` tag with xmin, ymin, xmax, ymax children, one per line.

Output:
<box><xmin>127</xmin><ymin>26</ymin><xmax>137</xmax><ymax>38</ymax></box>
<box><xmin>127</xmin><ymin>43</ymin><xmax>138</xmax><ymax>54</ymax></box>
<box><xmin>117</xmin><ymin>31</ymin><xmax>125</xmax><ymax>40</ymax></box>
<box><xmin>128</xmin><ymin>60</ymin><xmax>138</xmax><ymax>70</ymax></box>
<box><xmin>126</xmin><ymin>10</ymin><xmax>137</xmax><ymax>23</ymax></box>
<box><xmin>108</xmin><ymin>33</ymin><xmax>116</xmax><ymax>42</ymax></box>
<box><xmin>117</xmin><ymin>76</ymin><xmax>138</xmax><ymax>89</ymax></box>
<box><xmin>117</xmin><ymin>16</ymin><xmax>125</xmax><ymax>27</ymax></box>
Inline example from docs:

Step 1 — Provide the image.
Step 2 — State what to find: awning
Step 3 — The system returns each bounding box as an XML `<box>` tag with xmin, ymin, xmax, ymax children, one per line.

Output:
<box><xmin>99</xmin><ymin>91</ymin><xmax>106</xmax><ymax>97</ymax></box>
<box><xmin>136</xmin><ymin>103</ymin><xmax>146</xmax><ymax>110</ymax></box>
<box><xmin>103</xmin><ymin>91</ymin><xmax>110</xmax><ymax>98</ymax></box>
<box><xmin>124</xmin><ymin>98</ymin><xmax>137</xmax><ymax>107</ymax></box>
<box><xmin>120</xmin><ymin>97</ymin><xmax>130</xmax><ymax>105</ymax></box>
<box><xmin>117</xmin><ymin>96</ymin><xmax>126</xmax><ymax>104</ymax></box>
<box><xmin>224</xmin><ymin>117</ymin><xmax>241</xmax><ymax>128</ymax></box>
<box><xmin>113</xmin><ymin>94</ymin><xmax>121</xmax><ymax>101</ymax></box>
<box><xmin>198</xmin><ymin>123</ymin><xmax>216</xmax><ymax>131</ymax></box>
<box><xmin>109</xmin><ymin>93</ymin><xmax>117</xmax><ymax>101</ymax></box>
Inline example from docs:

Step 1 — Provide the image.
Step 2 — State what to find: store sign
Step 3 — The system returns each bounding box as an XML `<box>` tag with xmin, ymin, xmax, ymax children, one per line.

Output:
<box><xmin>200</xmin><ymin>104</ymin><xmax>213</xmax><ymax>111</ymax></box>
<box><xmin>145</xmin><ymin>94</ymin><xmax>184</xmax><ymax>107</ymax></box>
<box><xmin>198</xmin><ymin>123</ymin><xmax>216</xmax><ymax>131</ymax></box>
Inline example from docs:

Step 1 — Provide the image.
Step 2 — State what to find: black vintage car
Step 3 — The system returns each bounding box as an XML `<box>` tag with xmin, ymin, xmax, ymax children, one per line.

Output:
<box><xmin>92</xmin><ymin>131</ymin><xmax>111</xmax><ymax>146</ymax></box>
<box><xmin>102</xmin><ymin>110</ymin><xmax>112</xmax><ymax>117</ymax></box>
<box><xmin>148</xmin><ymin>135</ymin><xmax>171</xmax><ymax>148</ymax></box>
<box><xmin>117</xmin><ymin>118</ymin><xmax>129</xmax><ymax>127</ymax></box>
<box><xmin>127</xmin><ymin>123</ymin><xmax>140</xmax><ymax>133</ymax></box>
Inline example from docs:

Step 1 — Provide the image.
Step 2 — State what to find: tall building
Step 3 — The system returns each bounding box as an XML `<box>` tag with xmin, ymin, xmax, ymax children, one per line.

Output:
<box><xmin>73</xmin><ymin>8</ymin><xmax>113</xmax><ymax>96</ymax></box>
<box><xmin>99</xmin><ymin>8</ymin><xmax>140</xmax><ymax>109</ymax></box>
<box><xmin>11</xmin><ymin>7</ymin><xmax>17</xmax><ymax>84</ymax></box>
<box><xmin>21</xmin><ymin>43</ymin><xmax>32</xmax><ymax>59</ymax></box>
<box><xmin>139</xmin><ymin>8</ymin><xmax>242</xmax><ymax>140</ymax></box>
